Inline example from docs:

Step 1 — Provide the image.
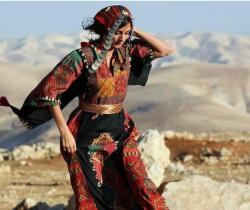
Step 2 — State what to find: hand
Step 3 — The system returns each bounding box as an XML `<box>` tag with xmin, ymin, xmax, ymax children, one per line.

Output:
<box><xmin>132</xmin><ymin>27</ymin><xmax>139</xmax><ymax>37</ymax></box>
<box><xmin>60</xmin><ymin>129</ymin><xmax>77</xmax><ymax>154</ymax></box>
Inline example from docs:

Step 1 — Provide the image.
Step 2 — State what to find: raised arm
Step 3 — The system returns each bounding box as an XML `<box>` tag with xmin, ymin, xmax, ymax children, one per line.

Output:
<box><xmin>132</xmin><ymin>27</ymin><xmax>174</xmax><ymax>58</ymax></box>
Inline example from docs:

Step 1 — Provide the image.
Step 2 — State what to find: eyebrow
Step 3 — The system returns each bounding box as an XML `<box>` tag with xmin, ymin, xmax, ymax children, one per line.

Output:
<box><xmin>117</xmin><ymin>29</ymin><xmax>132</xmax><ymax>33</ymax></box>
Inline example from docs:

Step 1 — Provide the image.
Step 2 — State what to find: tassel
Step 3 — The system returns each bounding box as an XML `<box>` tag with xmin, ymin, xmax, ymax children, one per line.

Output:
<box><xmin>0</xmin><ymin>96</ymin><xmax>10</xmax><ymax>106</ymax></box>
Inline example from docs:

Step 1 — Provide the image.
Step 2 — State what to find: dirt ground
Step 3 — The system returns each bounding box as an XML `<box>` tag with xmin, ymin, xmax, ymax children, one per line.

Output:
<box><xmin>0</xmin><ymin>156</ymin><xmax>71</xmax><ymax>210</ymax></box>
<box><xmin>1</xmin><ymin>138</ymin><xmax>250</xmax><ymax>210</ymax></box>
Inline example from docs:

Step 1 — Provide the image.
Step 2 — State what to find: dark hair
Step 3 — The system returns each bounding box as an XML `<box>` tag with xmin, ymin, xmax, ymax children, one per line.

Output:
<box><xmin>85</xmin><ymin>16</ymin><xmax>133</xmax><ymax>39</ymax></box>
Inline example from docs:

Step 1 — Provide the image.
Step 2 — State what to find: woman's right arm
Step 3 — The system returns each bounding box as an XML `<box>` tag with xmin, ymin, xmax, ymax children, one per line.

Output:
<box><xmin>49</xmin><ymin>105</ymin><xmax>77</xmax><ymax>154</ymax></box>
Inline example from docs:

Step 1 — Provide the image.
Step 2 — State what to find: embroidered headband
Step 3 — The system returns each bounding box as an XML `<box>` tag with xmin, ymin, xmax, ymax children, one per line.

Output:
<box><xmin>94</xmin><ymin>5</ymin><xmax>132</xmax><ymax>32</ymax></box>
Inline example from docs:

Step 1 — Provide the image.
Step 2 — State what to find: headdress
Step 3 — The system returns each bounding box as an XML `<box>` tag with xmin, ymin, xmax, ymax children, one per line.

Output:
<box><xmin>85</xmin><ymin>5</ymin><xmax>133</xmax><ymax>74</ymax></box>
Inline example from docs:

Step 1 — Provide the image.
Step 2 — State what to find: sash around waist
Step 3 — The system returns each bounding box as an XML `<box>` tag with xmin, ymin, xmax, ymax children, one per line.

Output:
<box><xmin>79</xmin><ymin>102</ymin><xmax>123</xmax><ymax>114</ymax></box>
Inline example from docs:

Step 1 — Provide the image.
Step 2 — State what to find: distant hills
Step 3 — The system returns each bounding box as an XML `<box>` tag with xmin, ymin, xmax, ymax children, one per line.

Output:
<box><xmin>0</xmin><ymin>32</ymin><xmax>250</xmax><ymax>67</ymax></box>
<box><xmin>0</xmin><ymin>32</ymin><xmax>250</xmax><ymax>148</ymax></box>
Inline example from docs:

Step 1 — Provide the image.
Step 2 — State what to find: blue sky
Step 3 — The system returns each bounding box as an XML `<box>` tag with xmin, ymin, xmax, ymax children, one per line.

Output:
<box><xmin>0</xmin><ymin>1</ymin><xmax>250</xmax><ymax>39</ymax></box>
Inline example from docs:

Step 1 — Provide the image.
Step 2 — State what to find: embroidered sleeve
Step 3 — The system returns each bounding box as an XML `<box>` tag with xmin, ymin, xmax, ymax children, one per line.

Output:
<box><xmin>24</xmin><ymin>49</ymin><xmax>85</xmax><ymax>107</ymax></box>
<box><xmin>130</xmin><ymin>39</ymin><xmax>155</xmax><ymax>62</ymax></box>
<box><xmin>128</xmin><ymin>39</ymin><xmax>155</xmax><ymax>86</ymax></box>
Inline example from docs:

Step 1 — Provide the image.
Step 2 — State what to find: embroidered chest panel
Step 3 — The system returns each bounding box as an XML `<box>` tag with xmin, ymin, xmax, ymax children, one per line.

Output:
<box><xmin>81</xmin><ymin>45</ymin><xmax>131</xmax><ymax>104</ymax></box>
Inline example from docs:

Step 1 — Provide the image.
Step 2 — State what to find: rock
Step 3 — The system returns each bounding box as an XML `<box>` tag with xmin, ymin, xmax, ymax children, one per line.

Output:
<box><xmin>11</xmin><ymin>145</ymin><xmax>35</xmax><ymax>160</ymax></box>
<box><xmin>174</xmin><ymin>132</ymin><xmax>183</xmax><ymax>139</ymax></box>
<box><xmin>183</xmin><ymin>154</ymin><xmax>193</xmax><ymax>162</ymax></box>
<box><xmin>220</xmin><ymin>147</ymin><xmax>232</xmax><ymax>156</ymax></box>
<box><xmin>162</xmin><ymin>175</ymin><xmax>250</xmax><ymax>210</ymax></box>
<box><xmin>137</xmin><ymin>129</ymin><xmax>171</xmax><ymax>187</ymax></box>
<box><xmin>0</xmin><ymin>153</ymin><xmax>4</xmax><ymax>161</ymax></box>
<box><xmin>204</xmin><ymin>156</ymin><xmax>219</xmax><ymax>164</ymax></box>
<box><xmin>47</xmin><ymin>188</ymin><xmax>56</xmax><ymax>195</ymax></box>
<box><xmin>162</xmin><ymin>130</ymin><xmax>175</xmax><ymax>139</ymax></box>
<box><xmin>65</xmin><ymin>173</ymin><xmax>70</xmax><ymax>181</ymax></box>
<box><xmin>168</xmin><ymin>162</ymin><xmax>186</xmax><ymax>174</ymax></box>
<box><xmin>20</xmin><ymin>160</ymin><xmax>27</xmax><ymax>166</ymax></box>
<box><xmin>0</xmin><ymin>148</ymin><xmax>8</xmax><ymax>153</ymax></box>
<box><xmin>14</xmin><ymin>198</ymin><xmax>64</xmax><ymax>210</ymax></box>
<box><xmin>201</xmin><ymin>147</ymin><xmax>213</xmax><ymax>156</ymax></box>
<box><xmin>34</xmin><ymin>142</ymin><xmax>60</xmax><ymax>154</ymax></box>
<box><xmin>19</xmin><ymin>160</ymin><xmax>32</xmax><ymax>166</ymax></box>
<box><xmin>65</xmin><ymin>195</ymin><xmax>75</xmax><ymax>210</ymax></box>
<box><xmin>14</xmin><ymin>198</ymin><xmax>37</xmax><ymax>210</ymax></box>
<box><xmin>0</xmin><ymin>164</ymin><xmax>11</xmax><ymax>173</ymax></box>
<box><xmin>200</xmin><ymin>133</ymin><xmax>209</xmax><ymax>140</ymax></box>
<box><xmin>0</xmin><ymin>147</ymin><xmax>10</xmax><ymax>161</ymax></box>
<box><xmin>2</xmin><ymin>142</ymin><xmax>61</xmax><ymax>161</ymax></box>
<box><xmin>185</xmin><ymin>132</ymin><xmax>194</xmax><ymax>140</ymax></box>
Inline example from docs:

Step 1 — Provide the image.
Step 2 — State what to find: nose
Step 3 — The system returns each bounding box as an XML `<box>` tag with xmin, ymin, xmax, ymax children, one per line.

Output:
<box><xmin>119</xmin><ymin>34</ymin><xmax>127</xmax><ymax>42</ymax></box>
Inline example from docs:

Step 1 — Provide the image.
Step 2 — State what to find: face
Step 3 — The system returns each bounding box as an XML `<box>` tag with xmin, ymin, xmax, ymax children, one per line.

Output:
<box><xmin>111</xmin><ymin>23</ymin><xmax>132</xmax><ymax>49</ymax></box>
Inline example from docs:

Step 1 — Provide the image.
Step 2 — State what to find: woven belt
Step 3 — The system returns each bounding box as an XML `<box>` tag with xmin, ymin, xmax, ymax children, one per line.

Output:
<box><xmin>79</xmin><ymin>103</ymin><xmax>123</xmax><ymax>114</ymax></box>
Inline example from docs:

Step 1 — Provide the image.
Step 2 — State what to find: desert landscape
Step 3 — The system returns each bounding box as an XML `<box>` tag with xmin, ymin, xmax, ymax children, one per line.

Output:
<box><xmin>1</xmin><ymin>32</ymin><xmax>250</xmax><ymax>210</ymax></box>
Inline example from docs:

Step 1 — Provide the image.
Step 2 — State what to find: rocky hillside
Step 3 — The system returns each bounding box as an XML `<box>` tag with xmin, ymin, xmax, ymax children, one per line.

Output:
<box><xmin>1</xmin><ymin>130</ymin><xmax>250</xmax><ymax>210</ymax></box>
<box><xmin>0</xmin><ymin>32</ymin><xmax>250</xmax><ymax>67</ymax></box>
<box><xmin>157</xmin><ymin>32</ymin><xmax>250</xmax><ymax>68</ymax></box>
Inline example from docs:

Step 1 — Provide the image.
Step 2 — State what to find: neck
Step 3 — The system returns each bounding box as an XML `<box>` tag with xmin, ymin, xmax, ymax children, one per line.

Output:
<box><xmin>107</xmin><ymin>49</ymin><xmax>114</xmax><ymax>56</ymax></box>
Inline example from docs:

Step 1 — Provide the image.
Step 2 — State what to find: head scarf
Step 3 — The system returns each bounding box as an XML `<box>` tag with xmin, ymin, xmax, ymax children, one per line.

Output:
<box><xmin>94</xmin><ymin>5</ymin><xmax>132</xmax><ymax>34</ymax></box>
<box><xmin>87</xmin><ymin>5</ymin><xmax>133</xmax><ymax>74</ymax></box>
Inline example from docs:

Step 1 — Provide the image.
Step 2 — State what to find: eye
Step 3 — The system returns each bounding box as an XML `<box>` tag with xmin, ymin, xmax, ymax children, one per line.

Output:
<box><xmin>115</xmin><ymin>31</ymin><xmax>122</xmax><ymax>35</ymax></box>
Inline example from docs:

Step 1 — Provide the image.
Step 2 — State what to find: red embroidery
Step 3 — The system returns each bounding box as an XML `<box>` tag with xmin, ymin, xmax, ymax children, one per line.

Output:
<box><xmin>87</xmin><ymin>133</ymin><xmax>117</xmax><ymax>187</ymax></box>
<box><xmin>122</xmin><ymin>127</ymin><xmax>170</xmax><ymax>210</ymax></box>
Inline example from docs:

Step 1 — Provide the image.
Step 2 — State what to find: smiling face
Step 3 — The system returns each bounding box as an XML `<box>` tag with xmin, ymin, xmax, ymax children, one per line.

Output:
<box><xmin>111</xmin><ymin>22</ymin><xmax>132</xmax><ymax>49</ymax></box>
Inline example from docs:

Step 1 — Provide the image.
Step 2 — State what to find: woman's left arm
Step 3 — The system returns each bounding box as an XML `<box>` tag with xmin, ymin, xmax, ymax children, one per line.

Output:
<box><xmin>133</xmin><ymin>27</ymin><xmax>174</xmax><ymax>58</ymax></box>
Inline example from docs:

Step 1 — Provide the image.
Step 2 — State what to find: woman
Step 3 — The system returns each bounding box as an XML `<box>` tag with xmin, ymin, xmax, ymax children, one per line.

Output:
<box><xmin>0</xmin><ymin>5</ymin><xmax>173</xmax><ymax>210</ymax></box>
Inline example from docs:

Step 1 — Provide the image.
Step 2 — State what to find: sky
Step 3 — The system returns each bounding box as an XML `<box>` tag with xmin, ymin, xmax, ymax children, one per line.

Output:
<box><xmin>0</xmin><ymin>1</ymin><xmax>250</xmax><ymax>40</ymax></box>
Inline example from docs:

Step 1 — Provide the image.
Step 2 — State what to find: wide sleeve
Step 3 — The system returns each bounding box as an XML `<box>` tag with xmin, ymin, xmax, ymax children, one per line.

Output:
<box><xmin>128</xmin><ymin>39</ymin><xmax>156</xmax><ymax>86</ymax></box>
<box><xmin>24</xmin><ymin>49</ymin><xmax>84</xmax><ymax>107</ymax></box>
<box><xmin>0</xmin><ymin>49</ymin><xmax>87</xmax><ymax>129</ymax></box>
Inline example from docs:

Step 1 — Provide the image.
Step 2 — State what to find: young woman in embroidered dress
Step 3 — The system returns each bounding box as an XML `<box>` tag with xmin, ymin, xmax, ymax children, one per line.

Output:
<box><xmin>0</xmin><ymin>5</ymin><xmax>173</xmax><ymax>210</ymax></box>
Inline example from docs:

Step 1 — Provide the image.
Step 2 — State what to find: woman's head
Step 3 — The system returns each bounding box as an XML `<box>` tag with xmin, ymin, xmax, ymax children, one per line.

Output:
<box><xmin>111</xmin><ymin>17</ymin><xmax>132</xmax><ymax>49</ymax></box>
<box><xmin>84</xmin><ymin>5</ymin><xmax>133</xmax><ymax>48</ymax></box>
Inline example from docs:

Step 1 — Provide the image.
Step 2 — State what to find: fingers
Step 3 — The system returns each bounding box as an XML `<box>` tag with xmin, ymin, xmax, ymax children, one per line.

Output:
<box><xmin>69</xmin><ymin>143</ymin><xmax>77</xmax><ymax>153</ymax></box>
<box><xmin>60</xmin><ymin>138</ymin><xmax>77</xmax><ymax>154</ymax></box>
<box><xmin>63</xmin><ymin>146</ymin><xmax>76</xmax><ymax>153</ymax></box>
<box><xmin>65</xmin><ymin>143</ymin><xmax>77</xmax><ymax>154</ymax></box>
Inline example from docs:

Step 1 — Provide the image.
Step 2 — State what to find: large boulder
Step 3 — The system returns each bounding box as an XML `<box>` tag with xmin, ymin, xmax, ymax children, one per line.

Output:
<box><xmin>138</xmin><ymin>129</ymin><xmax>171</xmax><ymax>187</ymax></box>
<box><xmin>162</xmin><ymin>175</ymin><xmax>250</xmax><ymax>210</ymax></box>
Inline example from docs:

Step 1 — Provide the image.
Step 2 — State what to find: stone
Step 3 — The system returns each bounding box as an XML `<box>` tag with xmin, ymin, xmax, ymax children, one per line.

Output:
<box><xmin>183</xmin><ymin>154</ymin><xmax>193</xmax><ymax>162</ymax></box>
<box><xmin>162</xmin><ymin>175</ymin><xmax>250</xmax><ymax>210</ymax></box>
<box><xmin>11</xmin><ymin>145</ymin><xmax>35</xmax><ymax>160</ymax></box>
<box><xmin>0</xmin><ymin>154</ymin><xmax>4</xmax><ymax>161</ymax></box>
<box><xmin>137</xmin><ymin>129</ymin><xmax>171</xmax><ymax>187</ymax></box>
<box><xmin>13</xmin><ymin>198</ymin><xmax>64</xmax><ymax>210</ymax></box>
<box><xmin>221</xmin><ymin>147</ymin><xmax>232</xmax><ymax>156</ymax></box>
<box><xmin>162</xmin><ymin>130</ymin><xmax>175</xmax><ymax>139</ymax></box>
<box><xmin>14</xmin><ymin>198</ymin><xmax>37</xmax><ymax>210</ymax></box>
<box><xmin>0</xmin><ymin>164</ymin><xmax>11</xmax><ymax>173</ymax></box>
<box><xmin>204</xmin><ymin>156</ymin><xmax>219</xmax><ymax>164</ymax></box>
<box><xmin>65</xmin><ymin>195</ymin><xmax>75</xmax><ymax>210</ymax></box>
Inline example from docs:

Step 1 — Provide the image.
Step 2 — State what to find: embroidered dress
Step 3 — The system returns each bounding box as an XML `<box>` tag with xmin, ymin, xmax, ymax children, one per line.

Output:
<box><xmin>0</xmin><ymin>4</ymin><xmax>170</xmax><ymax>209</ymax></box>
<box><xmin>0</xmin><ymin>39</ymin><xmax>169</xmax><ymax>210</ymax></box>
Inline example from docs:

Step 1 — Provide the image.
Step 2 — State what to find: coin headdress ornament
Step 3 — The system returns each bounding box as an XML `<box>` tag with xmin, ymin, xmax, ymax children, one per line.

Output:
<box><xmin>87</xmin><ymin>5</ymin><xmax>133</xmax><ymax>74</ymax></box>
